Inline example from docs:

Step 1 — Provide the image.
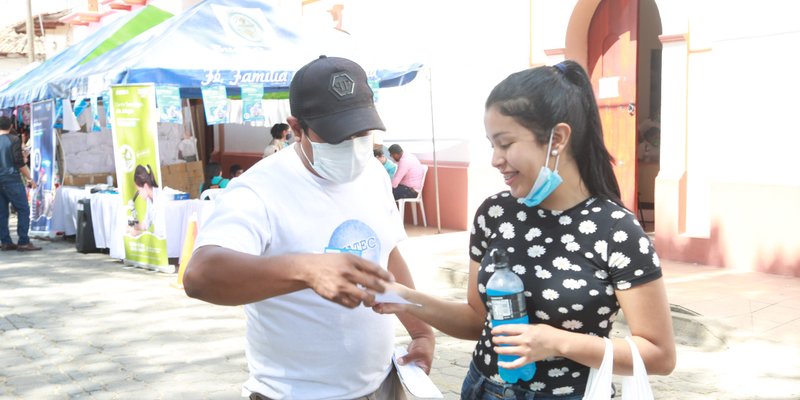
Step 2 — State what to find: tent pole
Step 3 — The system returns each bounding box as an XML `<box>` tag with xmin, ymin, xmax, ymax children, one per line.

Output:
<box><xmin>25</xmin><ymin>0</ymin><xmax>35</xmax><ymax>63</ymax></box>
<box><xmin>427</xmin><ymin>67</ymin><xmax>441</xmax><ymax>233</ymax></box>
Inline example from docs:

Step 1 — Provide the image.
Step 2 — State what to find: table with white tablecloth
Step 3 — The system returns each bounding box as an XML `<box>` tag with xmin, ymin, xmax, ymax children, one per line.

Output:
<box><xmin>52</xmin><ymin>186</ymin><xmax>215</xmax><ymax>260</ymax></box>
<box><xmin>51</xmin><ymin>186</ymin><xmax>91</xmax><ymax>236</ymax></box>
<box><xmin>162</xmin><ymin>199</ymin><xmax>216</xmax><ymax>258</ymax></box>
<box><xmin>88</xmin><ymin>192</ymin><xmax>126</xmax><ymax>259</ymax></box>
<box><xmin>89</xmin><ymin>194</ymin><xmax>215</xmax><ymax>260</ymax></box>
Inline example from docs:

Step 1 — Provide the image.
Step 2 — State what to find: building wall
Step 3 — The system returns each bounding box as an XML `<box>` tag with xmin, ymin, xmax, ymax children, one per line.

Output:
<box><xmin>534</xmin><ymin>0</ymin><xmax>800</xmax><ymax>276</ymax></box>
<box><xmin>655</xmin><ymin>1</ymin><xmax>800</xmax><ymax>276</ymax></box>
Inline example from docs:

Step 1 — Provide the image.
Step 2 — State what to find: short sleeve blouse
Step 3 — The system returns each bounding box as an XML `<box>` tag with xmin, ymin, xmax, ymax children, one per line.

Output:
<box><xmin>468</xmin><ymin>192</ymin><xmax>662</xmax><ymax>396</ymax></box>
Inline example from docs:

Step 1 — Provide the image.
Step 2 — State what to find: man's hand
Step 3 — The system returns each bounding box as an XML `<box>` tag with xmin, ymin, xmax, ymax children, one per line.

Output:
<box><xmin>302</xmin><ymin>253</ymin><xmax>394</xmax><ymax>309</ymax></box>
<box><xmin>397</xmin><ymin>334</ymin><xmax>435</xmax><ymax>375</ymax></box>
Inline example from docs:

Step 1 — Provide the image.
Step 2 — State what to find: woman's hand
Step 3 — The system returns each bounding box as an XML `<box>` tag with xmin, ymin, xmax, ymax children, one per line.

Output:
<box><xmin>127</xmin><ymin>225</ymin><xmax>141</xmax><ymax>236</ymax></box>
<box><xmin>369</xmin><ymin>281</ymin><xmax>414</xmax><ymax>314</ymax></box>
<box><xmin>491</xmin><ymin>323</ymin><xmax>563</xmax><ymax>369</ymax></box>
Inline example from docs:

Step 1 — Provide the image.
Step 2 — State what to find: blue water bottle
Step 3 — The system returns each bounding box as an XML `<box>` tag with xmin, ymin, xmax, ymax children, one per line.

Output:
<box><xmin>486</xmin><ymin>248</ymin><xmax>536</xmax><ymax>383</ymax></box>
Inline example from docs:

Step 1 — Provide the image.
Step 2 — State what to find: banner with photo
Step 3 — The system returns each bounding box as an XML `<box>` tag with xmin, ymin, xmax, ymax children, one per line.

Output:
<box><xmin>155</xmin><ymin>85</ymin><xmax>183</xmax><ymax>124</ymax></box>
<box><xmin>200</xmin><ymin>84</ymin><xmax>229</xmax><ymax>125</ymax></box>
<box><xmin>241</xmin><ymin>84</ymin><xmax>264</xmax><ymax>122</ymax></box>
<box><xmin>29</xmin><ymin>99</ymin><xmax>56</xmax><ymax>237</ymax></box>
<box><xmin>109</xmin><ymin>84</ymin><xmax>169</xmax><ymax>271</ymax></box>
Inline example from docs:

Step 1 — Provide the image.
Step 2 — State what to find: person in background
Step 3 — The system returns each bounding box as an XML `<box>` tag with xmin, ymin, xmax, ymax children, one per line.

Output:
<box><xmin>183</xmin><ymin>55</ymin><xmax>433</xmax><ymax>400</ymax></box>
<box><xmin>373</xmin><ymin>60</ymin><xmax>676</xmax><ymax>398</ymax></box>
<box><xmin>0</xmin><ymin>116</ymin><xmax>40</xmax><ymax>251</ymax></box>
<box><xmin>388</xmin><ymin>143</ymin><xmax>424</xmax><ymax>200</ymax></box>
<box><xmin>229</xmin><ymin>164</ymin><xmax>244</xmax><ymax>178</ymax></box>
<box><xmin>177</xmin><ymin>129</ymin><xmax>198</xmax><ymax>162</ymax></box>
<box><xmin>637</xmin><ymin>126</ymin><xmax>660</xmax><ymax>163</ymax></box>
<box><xmin>373</xmin><ymin>147</ymin><xmax>396</xmax><ymax>179</ymax></box>
<box><xmin>200</xmin><ymin>162</ymin><xmax>229</xmax><ymax>193</ymax></box>
<box><xmin>21</xmin><ymin>130</ymin><xmax>30</xmax><ymax>165</ymax></box>
<box><xmin>262</xmin><ymin>123</ymin><xmax>290</xmax><ymax>158</ymax></box>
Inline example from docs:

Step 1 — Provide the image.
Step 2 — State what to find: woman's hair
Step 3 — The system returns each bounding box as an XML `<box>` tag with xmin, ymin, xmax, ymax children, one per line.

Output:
<box><xmin>133</xmin><ymin>164</ymin><xmax>158</xmax><ymax>188</ymax></box>
<box><xmin>229</xmin><ymin>163</ymin><xmax>243</xmax><ymax>177</ymax></box>
<box><xmin>485</xmin><ymin>60</ymin><xmax>622</xmax><ymax>206</ymax></box>
<box><xmin>270</xmin><ymin>123</ymin><xmax>289</xmax><ymax>140</ymax></box>
<box><xmin>202</xmin><ymin>162</ymin><xmax>221</xmax><ymax>190</ymax></box>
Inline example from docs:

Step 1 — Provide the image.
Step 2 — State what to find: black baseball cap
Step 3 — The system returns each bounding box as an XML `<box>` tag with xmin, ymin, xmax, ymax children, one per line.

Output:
<box><xmin>289</xmin><ymin>55</ymin><xmax>385</xmax><ymax>144</ymax></box>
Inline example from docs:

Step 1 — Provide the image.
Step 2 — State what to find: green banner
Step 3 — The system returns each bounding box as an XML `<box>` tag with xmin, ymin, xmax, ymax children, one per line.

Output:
<box><xmin>110</xmin><ymin>84</ymin><xmax>169</xmax><ymax>270</ymax></box>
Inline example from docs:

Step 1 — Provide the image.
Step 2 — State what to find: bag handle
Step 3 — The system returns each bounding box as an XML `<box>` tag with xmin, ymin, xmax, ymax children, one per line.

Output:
<box><xmin>582</xmin><ymin>337</ymin><xmax>655</xmax><ymax>400</ymax></box>
<box><xmin>582</xmin><ymin>337</ymin><xmax>614</xmax><ymax>400</ymax></box>
<box><xmin>621</xmin><ymin>336</ymin><xmax>654</xmax><ymax>400</ymax></box>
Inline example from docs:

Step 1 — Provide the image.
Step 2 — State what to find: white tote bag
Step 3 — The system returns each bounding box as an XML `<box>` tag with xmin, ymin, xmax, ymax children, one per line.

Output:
<box><xmin>582</xmin><ymin>336</ymin><xmax>655</xmax><ymax>400</ymax></box>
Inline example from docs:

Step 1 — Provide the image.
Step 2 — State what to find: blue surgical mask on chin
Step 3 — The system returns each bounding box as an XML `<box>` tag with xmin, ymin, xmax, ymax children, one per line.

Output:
<box><xmin>521</xmin><ymin>128</ymin><xmax>563</xmax><ymax>207</ymax></box>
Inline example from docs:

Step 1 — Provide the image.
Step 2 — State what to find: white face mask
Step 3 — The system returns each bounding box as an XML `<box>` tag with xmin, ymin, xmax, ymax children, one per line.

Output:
<box><xmin>300</xmin><ymin>134</ymin><xmax>373</xmax><ymax>183</ymax></box>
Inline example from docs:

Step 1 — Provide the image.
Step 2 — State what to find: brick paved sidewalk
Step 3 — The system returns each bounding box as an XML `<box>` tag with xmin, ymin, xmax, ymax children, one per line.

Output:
<box><xmin>2</xmin><ymin>220</ymin><xmax>799</xmax><ymax>399</ymax></box>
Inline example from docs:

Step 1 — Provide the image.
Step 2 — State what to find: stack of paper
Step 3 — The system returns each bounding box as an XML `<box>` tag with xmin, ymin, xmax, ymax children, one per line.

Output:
<box><xmin>393</xmin><ymin>347</ymin><xmax>443</xmax><ymax>399</ymax></box>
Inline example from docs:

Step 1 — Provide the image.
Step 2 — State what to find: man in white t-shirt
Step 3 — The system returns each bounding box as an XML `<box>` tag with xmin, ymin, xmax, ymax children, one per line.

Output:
<box><xmin>184</xmin><ymin>56</ymin><xmax>434</xmax><ymax>400</ymax></box>
<box><xmin>177</xmin><ymin>129</ymin><xmax>198</xmax><ymax>162</ymax></box>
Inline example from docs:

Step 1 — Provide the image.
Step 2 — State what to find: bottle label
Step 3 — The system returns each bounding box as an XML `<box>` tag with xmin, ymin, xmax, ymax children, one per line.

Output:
<box><xmin>488</xmin><ymin>292</ymin><xmax>527</xmax><ymax>321</ymax></box>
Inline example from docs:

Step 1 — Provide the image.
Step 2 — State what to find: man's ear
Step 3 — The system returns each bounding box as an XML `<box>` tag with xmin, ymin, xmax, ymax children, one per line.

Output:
<box><xmin>552</xmin><ymin>122</ymin><xmax>572</xmax><ymax>154</ymax></box>
<box><xmin>287</xmin><ymin>116</ymin><xmax>303</xmax><ymax>138</ymax></box>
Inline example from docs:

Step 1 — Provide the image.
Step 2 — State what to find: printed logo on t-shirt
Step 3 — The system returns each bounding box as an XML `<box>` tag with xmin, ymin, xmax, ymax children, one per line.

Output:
<box><xmin>326</xmin><ymin>219</ymin><xmax>380</xmax><ymax>263</ymax></box>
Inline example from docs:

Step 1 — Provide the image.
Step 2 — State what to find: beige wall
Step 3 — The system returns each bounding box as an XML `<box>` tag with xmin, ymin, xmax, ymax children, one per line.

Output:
<box><xmin>658</xmin><ymin>1</ymin><xmax>800</xmax><ymax>275</ymax></box>
<box><xmin>531</xmin><ymin>0</ymin><xmax>800</xmax><ymax>275</ymax></box>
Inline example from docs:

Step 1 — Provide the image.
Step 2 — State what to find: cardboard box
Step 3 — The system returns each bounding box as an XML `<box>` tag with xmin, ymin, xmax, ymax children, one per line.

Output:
<box><xmin>161</xmin><ymin>161</ymin><xmax>203</xmax><ymax>199</ymax></box>
<box><xmin>64</xmin><ymin>173</ymin><xmax>115</xmax><ymax>187</ymax></box>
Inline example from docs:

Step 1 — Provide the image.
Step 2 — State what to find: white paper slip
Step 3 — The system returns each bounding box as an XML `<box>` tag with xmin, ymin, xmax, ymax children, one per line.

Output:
<box><xmin>375</xmin><ymin>290</ymin><xmax>418</xmax><ymax>306</ymax></box>
<box><xmin>393</xmin><ymin>347</ymin><xmax>443</xmax><ymax>399</ymax></box>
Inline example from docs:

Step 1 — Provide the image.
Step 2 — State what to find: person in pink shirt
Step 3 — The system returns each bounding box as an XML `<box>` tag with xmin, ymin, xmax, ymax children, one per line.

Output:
<box><xmin>388</xmin><ymin>144</ymin><xmax>424</xmax><ymax>200</ymax></box>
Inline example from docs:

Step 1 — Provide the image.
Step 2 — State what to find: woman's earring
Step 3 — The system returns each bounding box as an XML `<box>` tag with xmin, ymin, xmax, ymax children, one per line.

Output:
<box><xmin>551</xmin><ymin>150</ymin><xmax>558</xmax><ymax>157</ymax></box>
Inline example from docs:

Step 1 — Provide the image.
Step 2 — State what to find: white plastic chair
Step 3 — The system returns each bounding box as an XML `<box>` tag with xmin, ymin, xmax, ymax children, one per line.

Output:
<box><xmin>199</xmin><ymin>188</ymin><xmax>223</xmax><ymax>201</ymax></box>
<box><xmin>396</xmin><ymin>165</ymin><xmax>428</xmax><ymax>227</ymax></box>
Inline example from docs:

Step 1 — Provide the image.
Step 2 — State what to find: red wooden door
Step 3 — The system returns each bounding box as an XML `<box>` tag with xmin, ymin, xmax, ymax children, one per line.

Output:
<box><xmin>587</xmin><ymin>0</ymin><xmax>638</xmax><ymax>211</ymax></box>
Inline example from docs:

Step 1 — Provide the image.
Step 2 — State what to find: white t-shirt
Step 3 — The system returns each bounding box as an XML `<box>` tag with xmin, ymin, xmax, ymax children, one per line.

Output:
<box><xmin>178</xmin><ymin>137</ymin><xmax>197</xmax><ymax>159</ymax></box>
<box><xmin>141</xmin><ymin>187</ymin><xmax>166</xmax><ymax>239</ymax></box>
<box><xmin>194</xmin><ymin>143</ymin><xmax>407</xmax><ymax>399</ymax></box>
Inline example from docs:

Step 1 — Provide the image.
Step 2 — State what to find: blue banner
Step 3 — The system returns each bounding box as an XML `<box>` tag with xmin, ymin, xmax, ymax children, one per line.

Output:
<box><xmin>102</xmin><ymin>91</ymin><xmax>112</xmax><ymax>129</ymax></box>
<box><xmin>53</xmin><ymin>99</ymin><xmax>63</xmax><ymax>129</ymax></box>
<box><xmin>91</xmin><ymin>96</ymin><xmax>102</xmax><ymax>132</ymax></box>
<box><xmin>73</xmin><ymin>99</ymin><xmax>88</xmax><ymax>119</ymax></box>
<box><xmin>29</xmin><ymin>100</ymin><xmax>56</xmax><ymax>236</ymax></box>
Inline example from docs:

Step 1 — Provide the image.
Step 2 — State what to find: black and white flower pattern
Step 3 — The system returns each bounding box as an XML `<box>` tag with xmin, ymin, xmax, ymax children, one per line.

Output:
<box><xmin>469</xmin><ymin>192</ymin><xmax>662</xmax><ymax>395</ymax></box>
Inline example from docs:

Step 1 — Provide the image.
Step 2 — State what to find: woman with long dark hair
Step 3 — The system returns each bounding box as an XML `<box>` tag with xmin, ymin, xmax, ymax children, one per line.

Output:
<box><xmin>128</xmin><ymin>164</ymin><xmax>165</xmax><ymax>238</ymax></box>
<box><xmin>374</xmin><ymin>61</ymin><xmax>675</xmax><ymax>399</ymax></box>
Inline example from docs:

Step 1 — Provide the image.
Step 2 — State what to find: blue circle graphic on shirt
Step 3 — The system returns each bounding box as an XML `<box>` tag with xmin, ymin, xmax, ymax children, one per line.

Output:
<box><xmin>328</xmin><ymin>220</ymin><xmax>380</xmax><ymax>264</ymax></box>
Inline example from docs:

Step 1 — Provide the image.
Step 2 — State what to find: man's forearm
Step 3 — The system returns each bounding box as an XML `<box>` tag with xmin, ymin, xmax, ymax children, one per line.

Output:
<box><xmin>183</xmin><ymin>246</ymin><xmax>311</xmax><ymax>306</ymax></box>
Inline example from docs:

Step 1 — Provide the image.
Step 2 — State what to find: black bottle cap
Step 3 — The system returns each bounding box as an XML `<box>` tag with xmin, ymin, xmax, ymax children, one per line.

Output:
<box><xmin>490</xmin><ymin>248</ymin><xmax>509</xmax><ymax>268</ymax></box>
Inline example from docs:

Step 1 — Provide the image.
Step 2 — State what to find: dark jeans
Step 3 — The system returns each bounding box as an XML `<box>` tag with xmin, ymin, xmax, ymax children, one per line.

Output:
<box><xmin>393</xmin><ymin>184</ymin><xmax>417</xmax><ymax>200</ymax></box>
<box><xmin>0</xmin><ymin>175</ymin><xmax>31</xmax><ymax>245</ymax></box>
<box><xmin>461</xmin><ymin>361</ymin><xmax>585</xmax><ymax>400</ymax></box>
